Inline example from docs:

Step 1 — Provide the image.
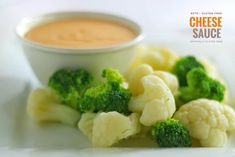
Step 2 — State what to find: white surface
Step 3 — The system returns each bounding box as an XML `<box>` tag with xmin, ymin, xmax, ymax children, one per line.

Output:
<box><xmin>0</xmin><ymin>0</ymin><xmax>235</xmax><ymax>156</ymax></box>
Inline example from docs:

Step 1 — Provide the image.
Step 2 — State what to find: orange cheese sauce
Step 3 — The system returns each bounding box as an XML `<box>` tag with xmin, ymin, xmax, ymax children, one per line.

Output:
<box><xmin>25</xmin><ymin>18</ymin><xmax>137</xmax><ymax>48</ymax></box>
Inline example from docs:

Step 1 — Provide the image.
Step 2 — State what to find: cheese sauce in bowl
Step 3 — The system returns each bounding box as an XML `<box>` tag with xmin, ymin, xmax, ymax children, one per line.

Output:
<box><xmin>16</xmin><ymin>12</ymin><xmax>143</xmax><ymax>84</ymax></box>
<box><xmin>25</xmin><ymin>18</ymin><xmax>137</xmax><ymax>48</ymax></box>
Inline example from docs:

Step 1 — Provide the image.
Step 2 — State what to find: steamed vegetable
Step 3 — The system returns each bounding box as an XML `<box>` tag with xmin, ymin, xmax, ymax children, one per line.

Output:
<box><xmin>126</xmin><ymin>45</ymin><xmax>179</xmax><ymax>75</ymax></box>
<box><xmin>174</xmin><ymin>99</ymin><xmax>235</xmax><ymax>147</ymax></box>
<box><xmin>128</xmin><ymin>64</ymin><xmax>155</xmax><ymax>96</ymax></box>
<box><xmin>48</xmin><ymin>69</ymin><xmax>93</xmax><ymax>110</ymax></box>
<box><xmin>128</xmin><ymin>75</ymin><xmax>176</xmax><ymax>126</ymax></box>
<box><xmin>27</xmin><ymin>88</ymin><xmax>80</xmax><ymax>126</ymax></box>
<box><xmin>177</xmin><ymin>68</ymin><xmax>225</xmax><ymax>105</ymax></box>
<box><xmin>151</xmin><ymin>118</ymin><xmax>192</xmax><ymax>147</ymax></box>
<box><xmin>79</xmin><ymin>68</ymin><xmax>131</xmax><ymax>115</ymax></box>
<box><xmin>154</xmin><ymin>71</ymin><xmax>179</xmax><ymax>95</ymax></box>
<box><xmin>25</xmin><ymin>44</ymin><xmax>235</xmax><ymax>148</ymax></box>
<box><xmin>128</xmin><ymin>64</ymin><xmax>179</xmax><ymax>96</ymax></box>
<box><xmin>171</xmin><ymin>56</ymin><xmax>205</xmax><ymax>86</ymax></box>
<box><xmin>78</xmin><ymin>111</ymin><xmax>141</xmax><ymax>147</ymax></box>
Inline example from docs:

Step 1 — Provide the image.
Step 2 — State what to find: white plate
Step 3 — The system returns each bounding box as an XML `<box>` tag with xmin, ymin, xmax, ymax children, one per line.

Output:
<box><xmin>1</xmin><ymin>42</ymin><xmax>235</xmax><ymax>157</ymax></box>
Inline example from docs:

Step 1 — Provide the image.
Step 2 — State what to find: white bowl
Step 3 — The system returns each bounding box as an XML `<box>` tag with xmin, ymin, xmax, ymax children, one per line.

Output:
<box><xmin>16</xmin><ymin>11</ymin><xmax>144</xmax><ymax>85</ymax></box>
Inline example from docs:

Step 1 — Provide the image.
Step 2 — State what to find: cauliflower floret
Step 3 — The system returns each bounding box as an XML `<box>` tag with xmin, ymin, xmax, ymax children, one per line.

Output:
<box><xmin>78</xmin><ymin>112</ymin><xmax>97</xmax><ymax>139</ymax></box>
<box><xmin>27</xmin><ymin>88</ymin><xmax>80</xmax><ymax>126</ymax></box>
<box><xmin>153</xmin><ymin>71</ymin><xmax>179</xmax><ymax>95</ymax></box>
<box><xmin>126</xmin><ymin>44</ymin><xmax>179</xmax><ymax>76</ymax></box>
<box><xmin>128</xmin><ymin>64</ymin><xmax>153</xmax><ymax>96</ymax></box>
<box><xmin>129</xmin><ymin>75</ymin><xmax>176</xmax><ymax>126</ymax></box>
<box><xmin>78</xmin><ymin>112</ymin><xmax>141</xmax><ymax>147</ymax></box>
<box><xmin>128</xmin><ymin>64</ymin><xmax>178</xmax><ymax>96</ymax></box>
<box><xmin>174</xmin><ymin>99</ymin><xmax>235</xmax><ymax>147</ymax></box>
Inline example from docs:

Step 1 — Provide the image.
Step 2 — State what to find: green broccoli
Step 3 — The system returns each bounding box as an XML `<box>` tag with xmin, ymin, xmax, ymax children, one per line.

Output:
<box><xmin>171</xmin><ymin>56</ymin><xmax>205</xmax><ymax>86</ymax></box>
<box><xmin>48</xmin><ymin>69</ymin><xmax>93</xmax><ymax>110</ymax></box>
<box><xmin>151</xmin><ymin>119</ymin><xmax>192</xmax><ymax>147</ymax></box>
<box><xmin>102</xmin><ymin>67</ymin><xmax>124</xmax><ymax>84</ymax></box>
<box><xmin>177</xmin><ymin>68</ymin><xmax>225</xmax><ymax>104</ymax></box>
<box><xmin>79</xmin><ymin>68</ymin><xmax>131</xmax><ymax>115</ymax></box>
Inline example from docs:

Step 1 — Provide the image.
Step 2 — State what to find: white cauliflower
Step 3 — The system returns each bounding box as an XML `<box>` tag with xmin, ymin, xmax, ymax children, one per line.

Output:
<box><xmin>128</xmin><ymin>64</ymin><xmax>178</xmax><ymax>96</ymax></box>
<box><xmin>129</xmin><ymin>75</ymin><xmax>176</xmax><ymax>126</ymax></box>
<box><xmin>174</xmin><ymin>99</ymin><xmax>235</xmax><ymax>147</ymax></box>
<box><xmin>125</xmin><ymin>44</ymin><xmax>179</xmax><ymax>76</ymax></box>
<box><xmin>27</xmin><ymin>88</ymin><xmax>81</xmax><ymax>126</ymax></box>
<box><xmin>78</xmin><ymin>112</ymin><xmax>141</xmax><ymax>147</ymax></box>
<box><xmin>153</xmin><ymin>71</ymin><xmax>179</xmax><ymax>95</ymax></box>
<box><xmin>78</xmin><ymin>112</ymin><xmax>96</xmax><ymax>139</ymax></box>
<box><xmin>128</xmin><ymin>64</ymin><xmax>153</xmax><ymax>96</ymax></box>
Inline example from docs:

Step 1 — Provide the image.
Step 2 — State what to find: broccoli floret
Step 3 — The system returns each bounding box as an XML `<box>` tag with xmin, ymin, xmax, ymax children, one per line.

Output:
<box><xmin>80</xmin><ymin>84</ymin><xmax>131</xmax><ymax>114</ymax></box>
<box><xmin>171</xmin><ymin>56</ymin><xmax>205</xmax><ymax>86</ymax></box>
<box><xmin>48</xmin><ymin>69</ymin><xmax>93</xmax><ymax>110</ymax></box>
<box><xmin>151</xmin><ymin>119</ymin><xmax>192</xmax><ymax>147</ymax></box>
<box><xmin>177</xmin><ymin>68</ymin><xmax>225</xmax><ymax>104</ymax></box>
<box><xmin>79</xmin><ymin>68</ymin><xmax>131</xmax><ymax>115</ymax></box>
<box><xmin>27</xmin><ymin>88</ymin><xmax>80</xmax><ymax>126</ymax></box>
<box><xmin>102</xmin><ymin>68</ymin><xmax>124</xmax><ymax>84</ymax></box>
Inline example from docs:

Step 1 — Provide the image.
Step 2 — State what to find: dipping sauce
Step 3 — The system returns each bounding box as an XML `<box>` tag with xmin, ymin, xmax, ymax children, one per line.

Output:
<box><xmin>25</xmin><ymin>18</ymin><xmax>137</xmax><ymax>48</ymax></box>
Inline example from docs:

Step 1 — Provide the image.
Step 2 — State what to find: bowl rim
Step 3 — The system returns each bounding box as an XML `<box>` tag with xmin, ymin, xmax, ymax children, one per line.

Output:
<box><xmin>15</xmin><ymin>11</ymin><xmax>144</xmax><ymax>54</ymax></box>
